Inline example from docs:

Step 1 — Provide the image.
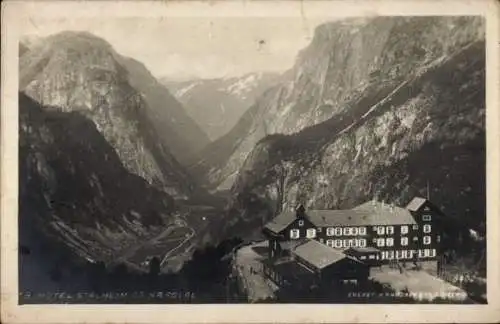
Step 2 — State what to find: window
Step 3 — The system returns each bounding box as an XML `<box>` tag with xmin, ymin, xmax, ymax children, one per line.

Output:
<box><xmin>358</xmin><ymin>227</ymin><xmax>367</xmax><ymax>235</ymax></box>
<box><xmin>413</xmin><ymin>224</ymin><xmax>419</xmax><ymax>230</ymax></box>
<box><xmin>348</xmin><ymin>239</ymin><xmax>355</xmax><ymax>248</ymax></box>
<box><xmin>400</xmin><ymin>250</ymin><xmax>409</xmax><ymax>259</ymax></box>
<box><xmin>298</xmin><ymin>220</ymin><xmax>304</xmax><ymax>226</ymax></box>
<box><xmin>351</xmin><ymin>227</ymin><xmax>359</xmax><ymax>236</ymax></box>
<box><xmin>437</xmin><ymin>235</ymin><xmax>441</xmax><ymax>243</ymax></box>
<box><xmin>386</xmin><ymin>226</ymin><xmax>394</xmax><ymax>235</ymax></box>
<box><xmin>423</xmin><ymin>224</ymin><xmax>432</xmax><ymax>233</ymax></box>
<box><xmin>413</xmin><ymin>236</ymin><xmax>419</xmax><ymax>242</ymax></box>
<box><xmin>326</xmin><ymin>239</ymin><xmax>334</xmax><ymax>248</ymax></box>
<box><xmin>376</xmin><ymin>226</ymin><xmax>385</xmax><ymax>235</ymax></box>
<box><xmin>369</xmin><ymin>255</ymin><xmax>376</xmax><ymax>260</ymax></box>
<box><xmin>334</xmin><ymin>227</ymin><xmax>343</xmax><ymax>236</ymax></box>
<box><xmin>317</xmin><ymin>227</ymin><xmax>322</xmax><ymax>233</ymax></box>
<box><xmin>334</xmin><ymin>239</ymin><xmax>342</xmax><ymax>249</ymax></box>
<box><xmin>423</xmin><ymin>236</ymin><xmax>431</xmax><ymax>245</ymax></box>
<box><xmin>401</xmin><ymin>237</ymin><xmax>409</xmax><ymax>246</ymax></box>
<box><xmin>343</xmin><ymin>227</ymin><xmax>352</xmax><ymax>236</ymax></box>
<box><xmin>386</xmin><ymin>238</ymin><xmax>394</xmax><ymax>247</ymax></box>
<box><xmin>423</xmin><ymin>215</ymin><xmax>432</xmax><ymax>221</ymax></box>
<box><xmin>376</xmin><ymin>238</ymin><xmax>385</xmax><ymax>247</ymax></box>
<box><xmin>387</xmin><ymin>251</ymin><xmax>395</xmax><ymax>260</ymax></box>
<box><xmin>326</xmin><ymin>227</ymin><xmax>335</xmax><ymax>236</ymax></box>
<box><xmin>306</xmin><ymin>228</ymin><xmax>316</xmax><ymax>238</ymax></box>
<box><xmin>358</xmin><ymin>239</ymin><xmax>367</xmax><ymax>248</ymax></box>
<box><xmin>290</xmin><ymin>229</ymin><xmax>300</xmax><ymax>239</ymax></box>
<box><xmin>360</xmin><ymin>256</ymin><xmax>367</xmax><ymax>260</ymax></box>
<box><xmin>319</xmin><ymin>238</ymin><xmax>324</xmax><ymax>244</ymax></box>
<box><xmin>401</xmin><ymin>225</ymin><xmax>409</xmax><ymax>235</ymax></box>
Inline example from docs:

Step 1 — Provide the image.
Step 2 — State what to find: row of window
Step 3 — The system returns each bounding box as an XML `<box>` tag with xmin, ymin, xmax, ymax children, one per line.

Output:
<box><xmin>290</xmin><ymin>228</ymin><xmax>317</xmax><ymax>239</ymax></box>
<box><xmin>358</xmin><ymin>249</ymin><xmax>437</xmax><ymax>261</ymax></box>
<box><xmin>292</xmin><ymin>224</ymin><xmax>432</xmax><ymax>239</ymax></box>
<box><xmin>326</xmin><ymin>227</ymin><xmax>367</xmax><ymax>237</ymax></box>
<box><xmin>373</xmin><ymin>224</ymin><xmax>432</xmax><ymax>236</ymax></box>
<box><xmin>323</xmin><ymin>238</ymin><xmax>367</xmax><ymax>249</ymax></box>
<box><xmin>374</xmin><ymin>236</ymin><xmax>432</xmax><ymax>247</ymax></box>
<box><xmin>291</xmin><ymin>228</ymin><xmax>434</xmax><ymax>243</ymax></box>
<box><xmin>380</xmin><ymin>249</ymin><xmax>436</xmax><ymax>260</ymax></box>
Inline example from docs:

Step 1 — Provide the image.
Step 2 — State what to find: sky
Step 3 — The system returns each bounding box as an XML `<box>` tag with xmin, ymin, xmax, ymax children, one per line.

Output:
<box><xmin>22</xmin><ymin>17</ymin><xmax>334</xmax><ymax>80</ymax></box>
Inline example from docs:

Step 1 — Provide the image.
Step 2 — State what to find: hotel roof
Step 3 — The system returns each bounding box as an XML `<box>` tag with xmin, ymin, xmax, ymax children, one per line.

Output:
<box><xmin>292</xmin><ymin>240</ymin><xmax>349</xmax><ymax>270</ymax></box>
<box><xmin>406</xmin><ymin>197</ymin><xmax>429</xmax><ymax>212</ymax></box>
<box><xmin>263</xmin><ymin>199</ymin><xmax>418</xmax><ymax>235</ymax></box>
<box><xmin>351</xmin><ymin>200</ymin><xmax>417</xmax><ymax>225</ymax></box>
<box><xmin>263</xmin><ymin>211</ymin><xmax>296</xmax><ymax>234</ymax></box>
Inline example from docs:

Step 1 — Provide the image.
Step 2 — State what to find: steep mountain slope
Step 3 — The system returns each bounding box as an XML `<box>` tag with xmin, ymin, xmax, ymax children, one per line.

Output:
<box><xmin>119</xmin><ymin>56</ymin><xmax>210</xmax><ymax>156</ymax></box>
<box><xmin>191</xmin><ymin>16</ymin><xmax>485</xmax><ymax>191</ymax></box>
<box><xmin>162</xmin><ymin>73</ymin><xmax>280</xmax><ymax>141</ymax></box>
<box><xmin>19</xmin><ymin>93</ymin><xmax>182</xmax><ymax>292</ymax></box>
<box><xmin>226</xmin><ymin>39</ymin><xmax>485</xmax><ymax>240</ymax></box>
<box><xmin>19</xmin><ymin>31</ymin><xmax>207</xmax><ymax>197</ymax></box>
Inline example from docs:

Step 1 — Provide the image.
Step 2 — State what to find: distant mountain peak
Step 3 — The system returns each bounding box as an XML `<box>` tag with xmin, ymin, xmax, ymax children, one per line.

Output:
<box><xmin>19</xmin><ymin>30</ymin><xmax>209</xmax><ymax>197</ymax></box>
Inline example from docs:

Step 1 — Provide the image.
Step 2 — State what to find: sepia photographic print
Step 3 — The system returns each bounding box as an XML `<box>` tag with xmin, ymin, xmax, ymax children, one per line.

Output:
<box><xmin>1</xmin><ymin>0</ymin><xmax>500</xmax><ymax>323</ymax></box>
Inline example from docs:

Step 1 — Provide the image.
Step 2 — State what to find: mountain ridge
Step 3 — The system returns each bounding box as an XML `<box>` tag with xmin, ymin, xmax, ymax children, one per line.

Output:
<box><xmin>190</xmin><ymin>16</ymin><xmax>485</xmax><ymax>192</ymax></box>
<box><xmin>162</xmin><ymin>72</ymin><xmax>281</xmax><ymax>141</ymax></box>
<box><xmin>19</xmin><ymin>31</ymin><xmax>207</xmax><ymax>198</ymax></box>
<box><xmin>224</xmin><ymin>39</ymin><xmax>485</xmax><ymax>241</ymax></box>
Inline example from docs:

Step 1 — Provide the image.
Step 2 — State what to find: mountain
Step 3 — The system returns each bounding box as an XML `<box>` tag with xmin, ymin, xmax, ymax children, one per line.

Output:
<box><xmin>221</xmin><ymin>16</ymin><xmax>486</xmax><ymax>240</ymax></box>
<box><xmin>19</xmin><ymin>31</ymin><xmax>209</xmax><ymax>198</ymax></box>
<box><xmin>19</xmin><ymin>93</ymin><xmax>182</xmax><ymax>292</ymax></box>
<box><xmin>190</xmin><ymin>17</ymin><xmax>485</xmax><ymax>192</ymax></box>
<box><xmin>162</xmin><ymin>72</ymin><xmax>281</xmax><ymax>141</ymax></box>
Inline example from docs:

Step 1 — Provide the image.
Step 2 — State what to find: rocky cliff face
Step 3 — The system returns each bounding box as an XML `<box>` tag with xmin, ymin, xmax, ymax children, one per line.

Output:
<box><xmin>192</xmin><ymin>17</ymin><xmax>485</xmax><ymax>192</ymax></box>
<box><xmin>19</xmin><ymin>93</ymin><xmax>179</xmax><ymax>273</ymax></box>
<box><xmin>163</xmin><ymin>72</ymin><xmax>280</xmax><ymax>141</ymax></box>
<box><xmin>223</xmin><ymin>18</ymin><xmax>485</xmax><ymax>240</ymax></box>
<box><xmin>19</xmin><ymin>31</ymin><xmax>207</xmax><ymax>197</ymax></box>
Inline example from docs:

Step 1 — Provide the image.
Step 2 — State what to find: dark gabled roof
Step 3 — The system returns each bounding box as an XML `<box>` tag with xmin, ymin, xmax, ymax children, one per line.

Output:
<box><xmin>351</xmin><ymin>200</ymin><xmax>417</xmax><ymax>225</ymax></box>
<box><xmin>263</xmin><ymin>199</ymin><xmax>417</xmax><ymax>234</ymax></box>
<box><xmin>292</xmin><ymin>239</ymin><xmax>347</xmax><ymax>270</ymax></box>
<box><xmin>406</xmin><ymin>197</ymin><xmax>428</xmax><ymax>212</ymax></box>
<box><xmin>306</xmin><ymin>209</ymin><xmax>371</xmax><ymax>227</ymax></box>
<box><xmin>305</xmin><ymin>201</ymin><xmax>416</xmax><ymax>227</ymax></box>
<box><xmin>263</xmin><ymin>211</ymin><xmax>296</xmax><ymax>234</ymax></box>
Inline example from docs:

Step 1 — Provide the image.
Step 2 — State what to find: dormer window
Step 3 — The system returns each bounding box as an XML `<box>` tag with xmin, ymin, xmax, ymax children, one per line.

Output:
<box><xmin>423</xmin><ymin>215</ymin><xmax>432</xmax><ymax>221</ymax></box>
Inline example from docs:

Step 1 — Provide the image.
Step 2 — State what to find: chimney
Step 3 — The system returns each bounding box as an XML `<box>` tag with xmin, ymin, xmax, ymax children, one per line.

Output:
<box><xmin>296</xmin><ymin>204</ymin><xmax>306</xmax><ymax>218</ymax></box>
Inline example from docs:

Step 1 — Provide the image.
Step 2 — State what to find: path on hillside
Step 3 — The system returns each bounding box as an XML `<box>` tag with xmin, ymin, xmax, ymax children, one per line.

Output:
<box><xmin>159</xmin><ymin>219</ymin><xmax>196</xmax><ymax>267</ymax></box>
<box><xmin>110</xmin><ymin>217</ymin><xmax>195</xmax><ymax>270</ymax></box>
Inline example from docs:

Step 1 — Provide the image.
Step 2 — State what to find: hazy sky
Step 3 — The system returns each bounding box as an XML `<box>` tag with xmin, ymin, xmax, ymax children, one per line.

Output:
<box><xmin>22</xmin><ymin>17</ymin><xmax>334</xmax><ymax>80</ymax></box>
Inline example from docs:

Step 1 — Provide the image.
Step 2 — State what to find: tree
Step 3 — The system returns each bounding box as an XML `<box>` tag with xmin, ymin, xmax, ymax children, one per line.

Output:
<box><xmin>149</xmin><ymin>256</ymin><xmax>161</xmax><ymax>277</ymax></box>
